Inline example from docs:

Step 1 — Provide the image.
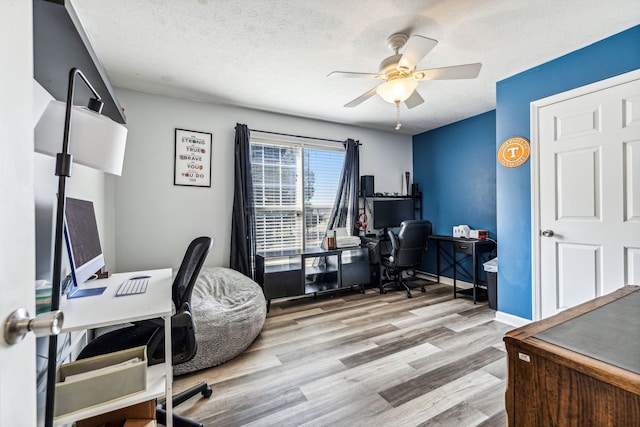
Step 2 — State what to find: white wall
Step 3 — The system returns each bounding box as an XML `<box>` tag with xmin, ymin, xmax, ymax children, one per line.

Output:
<box><xmin>113</xmin><ymin>89</ymin><xmax>413</xmax><ymax>271</ymax></box>
<box><xmin>33</xmin><ymin>82</ymin><xmax>114</xmax><ymax>282</ymax></box>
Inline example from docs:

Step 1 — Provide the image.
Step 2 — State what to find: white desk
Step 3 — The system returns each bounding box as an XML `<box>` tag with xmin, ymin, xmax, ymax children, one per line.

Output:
<box><xmin>53</xmin><ymin>268</ymin><xmax>174</xmax><ymax>427</ymax></box>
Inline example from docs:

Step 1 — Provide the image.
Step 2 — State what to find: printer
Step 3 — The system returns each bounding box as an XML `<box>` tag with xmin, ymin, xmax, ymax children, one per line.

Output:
<box><xmin>334</xmin><ymin>228</ymin><xmax>361</xmax><ymax>248</ymax></box>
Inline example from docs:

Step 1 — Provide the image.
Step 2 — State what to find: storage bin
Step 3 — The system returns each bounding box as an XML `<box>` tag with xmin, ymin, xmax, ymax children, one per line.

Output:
<box><xmin>76</xmin><ymin>399</ymin><xmax>156</xmax><ymax>427</ymax></box>
<box><xmin>55</xmin><ymin>346</ymin><xmax>147</xmax><ymax>418</ymax></box>
<box><xmin>483</xmin><ymin>258</ymin><xmax>498</xmax><ymax>310</ymax></box>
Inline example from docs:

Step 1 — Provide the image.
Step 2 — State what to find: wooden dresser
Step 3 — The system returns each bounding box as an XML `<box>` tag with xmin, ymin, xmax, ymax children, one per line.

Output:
<box><xmin>503</xmin><ymin>286</ymin><xmax>640</xmax><ymax>426</ymax></box>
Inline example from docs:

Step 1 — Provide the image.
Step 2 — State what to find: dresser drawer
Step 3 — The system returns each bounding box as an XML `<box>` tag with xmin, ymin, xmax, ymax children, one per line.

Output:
<box><xmin>454</xmin><ymin>241</ymin><xmax>474</xmax><ymax>254</ymax></box>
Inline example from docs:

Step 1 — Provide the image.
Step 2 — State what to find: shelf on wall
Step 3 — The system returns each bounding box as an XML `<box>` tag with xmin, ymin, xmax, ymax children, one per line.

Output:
<box><xmin>34</xmin><ymin>0</ymin><xmax>126</xmax><ymax>124</ymax></box>
<box><xmin>360</xmin><ymin>193</ymin><xmax>422</xmax><ymax>199</ymax></box>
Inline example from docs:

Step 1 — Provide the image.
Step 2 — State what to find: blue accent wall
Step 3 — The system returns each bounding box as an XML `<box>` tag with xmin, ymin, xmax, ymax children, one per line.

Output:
<box><xmin>496</xmin><ymin>25</ymin><xmax>640</xmax><ymax>320</ymax></box>
<box><xmin>412</xmin><ymin>25</ymin><xmax>640</xmax><ymax>320</ymax></box>
<box><xmin>413</xmin><ymin>111</ymin><xmax>497</xmax><ymax>280</ymax></box>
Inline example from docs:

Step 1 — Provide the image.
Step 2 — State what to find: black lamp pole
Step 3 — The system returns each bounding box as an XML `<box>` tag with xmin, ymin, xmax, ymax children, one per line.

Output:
<box><xmin>44</xmin><ymin>68</ymin><xmax>104</xmax><ymax>427</ymax></box>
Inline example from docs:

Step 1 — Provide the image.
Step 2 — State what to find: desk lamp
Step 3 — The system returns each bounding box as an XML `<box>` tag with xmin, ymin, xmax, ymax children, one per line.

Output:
<box><xmin>34</xmin><ymin>67</ymin><xmax>127</xmax><ymax>427</ymax></box>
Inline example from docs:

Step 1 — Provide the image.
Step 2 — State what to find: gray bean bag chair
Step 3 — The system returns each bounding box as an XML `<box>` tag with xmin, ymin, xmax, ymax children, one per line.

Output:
<box><xmin>173</xmin><ymin>267</ymin><xmax>266</xmax><ymax>376</ymax></box>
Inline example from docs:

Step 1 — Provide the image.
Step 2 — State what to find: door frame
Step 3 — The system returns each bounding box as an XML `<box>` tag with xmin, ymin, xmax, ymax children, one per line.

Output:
<box><xmin>0</xmin><ymin>1</ymin><xmax>36</xmax><ymax>424</ymax></box>
<box><xmin>530</xmin><ymin>68</ymin><xmax>640</xmax><ymax>321</ymax></box>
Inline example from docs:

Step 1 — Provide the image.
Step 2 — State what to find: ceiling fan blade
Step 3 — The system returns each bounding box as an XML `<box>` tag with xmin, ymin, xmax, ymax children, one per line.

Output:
<box><xmin>344</xmin><ymin>86</ymin><xmax>380</xmax><ymax>108</ymax></box>
<box><xmin>404</xmin><ymin>90</ymin><xmax>424</xmax><ymax>109</ymax></box>
<box><xmin>398</xmin><ymin>36</ymin><xmax>438</xmax><ymax>71</ymax></box>
<box><xmin>327</xmin><ymin>71</ymin><xmax>384</xmax><ymax>79</ymax></box>
<box><xmin>413</xmin><ymin>63</ymin><xmax>482</xmax><ymax>80</ymax></box>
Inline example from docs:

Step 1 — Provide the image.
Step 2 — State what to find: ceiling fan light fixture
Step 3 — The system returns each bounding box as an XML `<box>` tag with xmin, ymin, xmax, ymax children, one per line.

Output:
<box><xmin>376</xmin><ymin>77</ymin><xmax>418</xmax><ymax>104</ymax></box>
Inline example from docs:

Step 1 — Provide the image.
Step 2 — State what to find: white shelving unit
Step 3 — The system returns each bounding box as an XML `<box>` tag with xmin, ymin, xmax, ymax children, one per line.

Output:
<box><xmin>48</xmin><ymin>268</ymin><xmax>173</xmax><ymax>427</ymax></box>
<box><xmin>53</xmin><ymin>364</ymin><xmax>166</xmax><ymax>425</ymax></box>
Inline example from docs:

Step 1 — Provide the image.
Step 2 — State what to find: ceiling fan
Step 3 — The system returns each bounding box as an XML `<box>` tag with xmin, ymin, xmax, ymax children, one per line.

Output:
<box><xmin>328</xmin><ymin>33</ymin><xmax>482</xmax><ymax>130</ymax></box>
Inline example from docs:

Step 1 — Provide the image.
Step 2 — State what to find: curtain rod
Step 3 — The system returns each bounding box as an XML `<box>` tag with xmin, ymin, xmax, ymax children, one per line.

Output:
<box><xmin>247</xmin><ymin>128</ymin><xmax>360</xmax><ymax>145</ymax></box>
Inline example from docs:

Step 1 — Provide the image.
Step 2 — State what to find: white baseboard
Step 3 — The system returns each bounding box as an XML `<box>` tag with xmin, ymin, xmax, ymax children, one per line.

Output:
<box><xmin>494</xmin><ymin>311</ymin><xmax>531</xmax><ymax>327</ymax></box>
<box><xmin>415</xmin><ymin>270</ymin><xmax>437</xmax><ymax>281</ymax></box>
<box><xmin>414</xmin><ymin>271</ymin><xmax>473</xmax><ymax>288</ymax></box>
<box><xmin>407</xmin><ymin>271</ymin><xmax>531</xmax><ymax>327</ymax></box>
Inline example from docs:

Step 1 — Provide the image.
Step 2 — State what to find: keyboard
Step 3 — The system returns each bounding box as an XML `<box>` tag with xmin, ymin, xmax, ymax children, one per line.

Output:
<box><xmin>116</xmin><ymin>278</ymin><xmax>149</xmax><ymax>297</ymax></box>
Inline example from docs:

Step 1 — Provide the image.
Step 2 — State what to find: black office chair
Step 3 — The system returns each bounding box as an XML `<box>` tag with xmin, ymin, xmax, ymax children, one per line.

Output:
<box><xmin>380</xmin><ymin>220</ymin><xmax>432</xmax><ymax>298</ymax></box>
<box><xmin>77</xmin><ymin>236</ymin><xmax>214</xmax><ymax>427</ymax></box>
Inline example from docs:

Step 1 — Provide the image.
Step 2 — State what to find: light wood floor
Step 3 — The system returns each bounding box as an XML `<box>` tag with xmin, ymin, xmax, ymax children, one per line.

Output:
<box><xmin>172</xmin><ymin>281</ymin><xmax>513</xmax><ymax>426</ymax></box>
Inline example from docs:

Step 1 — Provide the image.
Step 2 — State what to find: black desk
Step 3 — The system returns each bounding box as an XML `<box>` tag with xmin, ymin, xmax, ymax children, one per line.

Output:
<box><xmin>360</xmin><ymin>235</ymin><xmax>391</xmax><ymax>288</ymax></box>
<box><xmin>255</xmin><ymin>247</ymin><xmax>370</xmax><ymax>310</ymax></box>
<box><xmin>429</xmin><ymin>235</ymin><xmax>496</xmax><ymax>303</ymax></box>
<box><xmin>361</xmin><ymin>235</ymin><xmax>391</xmax><ymax>263</ymax></box>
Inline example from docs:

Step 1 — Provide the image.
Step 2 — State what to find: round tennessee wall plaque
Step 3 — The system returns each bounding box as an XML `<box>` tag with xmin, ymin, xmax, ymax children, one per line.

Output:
<box><xmin>498</xmin><ymin>136</ymin><xmax>530</xmax><ymax>168</ymax></box>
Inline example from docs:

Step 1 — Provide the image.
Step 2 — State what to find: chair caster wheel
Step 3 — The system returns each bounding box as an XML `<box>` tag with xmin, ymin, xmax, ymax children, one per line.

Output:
<box><xmin>421</xmin><ymin>287</ymin><xmax>426</xmax><ymax>293</ymax></box>
<box><xmin>202</xmin><ymin>385</ymin><xmax>213</xmax><ymax>398</ymax></box>
<box><xmin>407</xmin><ymin>293</ymin><xmax>413</xmax><ymax>298</ymax></box>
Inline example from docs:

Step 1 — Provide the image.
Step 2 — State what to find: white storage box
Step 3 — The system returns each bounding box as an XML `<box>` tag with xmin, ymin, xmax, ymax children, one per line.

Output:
<box><xmin>335</xmin><ymin>227</ymin><xmax>361</xmax><ymax>248</ymax></box>
<box><xmin>336</xmin><ymin>236</ymin><xmax>361</xmax><ymax>248</ymax></box>
<box><xmin>54</xmin><ymin>346</ymin><xmax>147</xmax><ymax>418</ymax></box>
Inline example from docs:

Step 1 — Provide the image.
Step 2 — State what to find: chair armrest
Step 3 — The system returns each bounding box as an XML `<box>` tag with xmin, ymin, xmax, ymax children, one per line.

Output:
<box><xmin>387</xmin><ymin>229</ymin><xmax>399</xmax><ymax>259</ymax></box>
<box><xmin>171</xmin><ymin>311</ymin><xmax>193</xmax><ymax>328</ymax></box>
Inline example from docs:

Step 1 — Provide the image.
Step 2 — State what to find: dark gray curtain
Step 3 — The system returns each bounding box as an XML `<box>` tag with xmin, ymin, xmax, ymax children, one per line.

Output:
<box><xmin>230</xmin><ymin>123</ymin><xmax>256</xmax><ymax>278</ymax></box>
<box><xmin>326</xmin><ymin>138</ymin><xmax>360</xmax><ymax>235</ymax></box>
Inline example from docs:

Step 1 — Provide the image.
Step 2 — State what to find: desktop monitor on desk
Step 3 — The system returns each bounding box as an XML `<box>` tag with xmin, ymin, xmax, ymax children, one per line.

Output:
<box><xmin>372</xmin><ymin>198</ymin><xmax>414</xmax><ymax>233</ymax></box>
<box><xmin>63</xmin><ymin>197</ymin><xmax>106</xmax><ymax>298</ymax></box>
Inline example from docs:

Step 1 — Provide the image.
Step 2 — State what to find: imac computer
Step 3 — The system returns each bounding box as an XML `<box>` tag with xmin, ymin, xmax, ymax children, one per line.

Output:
<box><xmin>372</xmin><ymin>198</ymin><xmax>415</xmax><ymax>234</ymax></box>
<box><xmin>63</xmin><ymin>197</ymin><xmax>106</xmax><ymax>298</ymax></box>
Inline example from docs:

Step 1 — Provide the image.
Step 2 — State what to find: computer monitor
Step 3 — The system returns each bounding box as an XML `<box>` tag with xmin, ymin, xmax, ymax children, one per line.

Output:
<box><xmin>372</xmin><ymin>198</ymin><xmax>415</xmax><ymax>231</ymax></box>
<box><xmin>63</xmin><ymin>197</ymin><xmax>106</xmax><ymax>298</ymax></box>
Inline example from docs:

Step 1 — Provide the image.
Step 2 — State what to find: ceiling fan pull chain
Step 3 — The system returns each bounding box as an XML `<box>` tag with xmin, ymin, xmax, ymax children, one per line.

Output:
<box><xmin>395</xmin><ymin>100</ymin><xmax>402</xmax><ymax>131</ymax></box>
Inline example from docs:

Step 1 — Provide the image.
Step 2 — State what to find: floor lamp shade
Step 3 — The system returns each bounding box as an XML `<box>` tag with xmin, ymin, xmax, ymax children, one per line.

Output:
<box><xmin>35</xmin><ymin>100</ymin><xmax>128</xmax><ymax>176</ymax></box>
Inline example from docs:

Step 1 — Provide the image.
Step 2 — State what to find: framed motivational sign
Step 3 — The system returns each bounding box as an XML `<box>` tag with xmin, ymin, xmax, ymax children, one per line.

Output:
<box><xmin>174</xmin><ymin>128</ymin><xmax>212</xmax><ymax>187</ymax></box>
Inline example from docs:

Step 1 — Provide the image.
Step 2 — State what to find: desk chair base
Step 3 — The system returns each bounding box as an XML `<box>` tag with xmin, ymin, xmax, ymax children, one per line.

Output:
<box><xmin>156</xmin><ymin>382</ymin><xmax>213</xmax><ymax>427</ymax></box>
<box><xmin>378</xmin><ymin>220</ymin><xmax>433</xmax><ymax>299</ymax></box>
<box><xmin>380</xmin><ymin>270</ymin><xmax>425</xmax><ymax>299</ymax></box>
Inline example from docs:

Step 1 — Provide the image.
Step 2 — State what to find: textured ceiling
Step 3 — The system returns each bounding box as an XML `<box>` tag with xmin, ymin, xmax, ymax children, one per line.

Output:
<box><xmin>71</xmin><ymin>0</ymin><xmax>639</xmax><ymax>135</ymax></box>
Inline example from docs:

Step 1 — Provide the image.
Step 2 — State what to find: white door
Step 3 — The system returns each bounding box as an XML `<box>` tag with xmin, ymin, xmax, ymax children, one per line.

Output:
<box><xmin>0</xmin><ymin>1</ymin><xmax>37</xmax><ymax>425</ymax></box>
<box><xmin>533</xmin><ymin>70</ymin><xmax>640</xmax><ymax>319</ymax></box>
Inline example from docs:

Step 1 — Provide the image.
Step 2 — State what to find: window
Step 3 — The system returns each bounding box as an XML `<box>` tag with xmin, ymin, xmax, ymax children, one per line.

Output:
<box><xmin>251</xmin><ymin>138</ymin><xmax>345</xmax><ymax>255</ymax></box>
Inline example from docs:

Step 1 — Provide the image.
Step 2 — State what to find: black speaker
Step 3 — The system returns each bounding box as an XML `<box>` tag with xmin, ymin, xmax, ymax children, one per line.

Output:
<box><xmin>360</xmin><ymin>175</ymin><xmax>374</xmax><ymax>197</ymax></box>
<box><xmin>411</xmin><ymin>182</ymin><xmax>420</xmax><ymax>196</ymax></box>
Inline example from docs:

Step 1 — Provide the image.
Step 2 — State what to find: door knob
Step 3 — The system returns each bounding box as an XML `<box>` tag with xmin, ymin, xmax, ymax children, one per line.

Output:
<box><xmin>3</xmin><ymin>308</ymin><xmax>64</xmax><ymax>345</ymax></box>
<box><xmin>541</xmin><ymin>229</ymin><xmax>555</xmax><ymax>237</ymax></box>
